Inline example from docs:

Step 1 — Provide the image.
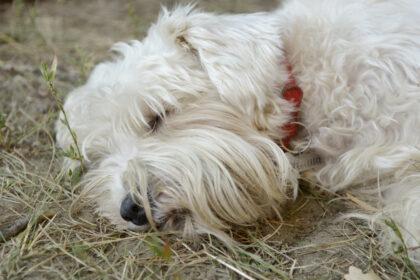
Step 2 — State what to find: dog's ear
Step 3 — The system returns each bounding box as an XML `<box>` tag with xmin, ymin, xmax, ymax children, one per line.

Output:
<box><xmin>156</xmin><ymin>6</ymin><xmax>288</xmax><ymax>111</ymax></box>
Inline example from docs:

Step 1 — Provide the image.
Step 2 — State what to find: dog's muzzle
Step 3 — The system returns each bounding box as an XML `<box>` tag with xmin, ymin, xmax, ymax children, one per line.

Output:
<box><xmin>120</xmin><ymin>194</ymin><xmax>149</xmax><ymax>226</ymax></box>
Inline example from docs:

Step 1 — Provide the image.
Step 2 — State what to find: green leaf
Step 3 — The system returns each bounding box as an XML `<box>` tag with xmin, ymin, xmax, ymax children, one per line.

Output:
<box><xmin>146</xmin><ymin>236</ymin><xmax>172</xmax><ymax>261</ymax></box>
<box><xmin>0</xmin><ymin>113</ymin><xmax>6</xmax><ymax>129</ymax></box>
<box><xmin>63</xmin><ymin>145</ymin><xmax>80</xmax><ymax>160</ymax></box>
<box><xmin>70</xmin><ymin>165</ymin><xmax>83</xmax><ymax>186</ymax></box>
<box><xmin>40</xmin><ymin>57</ymin><xmax>57</xmax><ymax>82</ymax></box>
<box><xmin>40</xmin><ymin>62</ymin><xmax>51</xmax><ymax>81</ymax></box>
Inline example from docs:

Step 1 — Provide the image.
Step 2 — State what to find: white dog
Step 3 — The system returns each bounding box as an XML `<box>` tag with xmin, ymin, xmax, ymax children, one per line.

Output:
<box><xmin>56</xmin><ymin>0</ymin><xmax>420</xmax><ymax>264</ymax></box>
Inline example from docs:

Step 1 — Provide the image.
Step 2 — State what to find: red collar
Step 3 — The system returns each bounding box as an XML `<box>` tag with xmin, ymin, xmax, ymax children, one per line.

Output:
<box><xmin>281</xmin><ymin>62</ymin><xmax>303</xmax><ymax>149</ymax></box>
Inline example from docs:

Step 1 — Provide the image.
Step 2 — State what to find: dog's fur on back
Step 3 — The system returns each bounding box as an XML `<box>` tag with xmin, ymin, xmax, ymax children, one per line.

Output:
<box><xmin>56</xmin><ymin>0</ymin><xmax>420</xmax><ymax>264</ymax></box>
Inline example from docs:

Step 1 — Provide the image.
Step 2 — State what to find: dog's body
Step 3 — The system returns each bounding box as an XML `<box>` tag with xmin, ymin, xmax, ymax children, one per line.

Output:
<box><xmin>56</xmin><ymin>0</ymin><xmax>420</xmax><ymax>264</ymax></box>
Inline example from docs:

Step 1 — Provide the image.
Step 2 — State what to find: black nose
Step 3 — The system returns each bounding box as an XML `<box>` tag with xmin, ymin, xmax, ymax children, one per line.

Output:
<box><xmin>120</xmin><ymin>194</ymin><xmax>149</xmax><ymax>226</ymax></box>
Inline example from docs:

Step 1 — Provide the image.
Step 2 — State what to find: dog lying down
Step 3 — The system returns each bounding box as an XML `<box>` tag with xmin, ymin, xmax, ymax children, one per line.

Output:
<box><xmin>56</xmin><ymin>0</ymin><xmax>420</xmax><ymax>265</ymax></box>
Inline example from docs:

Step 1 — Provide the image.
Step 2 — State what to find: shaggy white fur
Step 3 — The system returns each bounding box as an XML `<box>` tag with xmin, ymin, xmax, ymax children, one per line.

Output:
<box><xmin>56</xmin><ymin>0</ymin><xmax>420</xmax><ymax>264</ymax></box>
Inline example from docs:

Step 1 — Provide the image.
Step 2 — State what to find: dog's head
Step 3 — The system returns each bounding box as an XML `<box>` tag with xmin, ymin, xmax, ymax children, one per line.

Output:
<box><xmin>76</xmin><ymin>6</ymin><xmax>298</xmax><ymax>240</ymax></box>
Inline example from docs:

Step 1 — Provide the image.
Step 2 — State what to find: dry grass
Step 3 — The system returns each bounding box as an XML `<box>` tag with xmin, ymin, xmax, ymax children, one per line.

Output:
<box><xmin>0</xmin><ymin>0</ymin><xmax>418</xmax><ymax>279</ymax></box>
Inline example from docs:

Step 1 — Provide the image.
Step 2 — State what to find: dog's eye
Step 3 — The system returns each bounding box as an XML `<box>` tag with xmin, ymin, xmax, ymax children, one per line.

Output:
<box><xmin>147</xmin><ymin>115</ymin><xmax>163</xmax><ymax>132</ymax></box>
<box><xmin>147</xmin><ymin>110</ymin><xmax>172</xmax><ymax>132</ymax></box>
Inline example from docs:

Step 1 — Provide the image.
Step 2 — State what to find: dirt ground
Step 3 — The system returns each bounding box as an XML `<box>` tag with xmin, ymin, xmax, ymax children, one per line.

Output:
<box><xmin>0</xmin><ymin>0</ymin><xmax>416</xmax><ymax>279</ymax></box>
